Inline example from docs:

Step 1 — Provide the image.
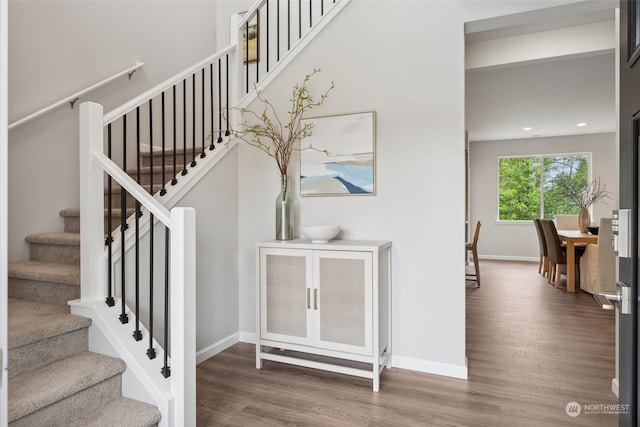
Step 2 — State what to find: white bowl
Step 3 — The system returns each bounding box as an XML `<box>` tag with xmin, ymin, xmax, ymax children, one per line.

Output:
<box><xmin>300</xmin><ymin>225</ymin><xmax>341</xmax><ymax>243</ymax></box>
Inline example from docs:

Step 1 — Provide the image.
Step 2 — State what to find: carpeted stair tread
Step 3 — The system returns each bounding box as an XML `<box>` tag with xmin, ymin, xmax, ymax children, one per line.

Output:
<box><xmin>66</xmin><ymin>397</ymin><xmax>162</xmax><ymax>427</ymax></box>
<box><xmin>8</xmin><ymin>260</ymin><xmax>80</xmax><ymax>285</ymax></box>
<box><xmin>140</xmin><ymin>146</ymin><xmax>196</xmax><ymax>157</ymax></box>
<box><xmin>8</xmin><ymin>351</ymin><xmax>126</xmax><ymax>422</ymax></box>
<box><xmin>60</xmin><ymin>208</ymin><xmax>136</xmax><ymax>218</ymax></box>
<box><xmin>106</xmin><ymin>183</ymin><xmax>152</xmax><ymax>192</ymax></box>
<box><xmin>25</xmin><ymin>232</ymin><xmax>80</xmax><ymax>246</ymax></box>
<box><xmin>126</xmin><ymin>164</ymin><xmax>173</xmax><ymax>175</ymax></box>
<box><xmin>8</xmin><ymin>298</ymin><xmax>90</xmax><ymax>349</ymax></box>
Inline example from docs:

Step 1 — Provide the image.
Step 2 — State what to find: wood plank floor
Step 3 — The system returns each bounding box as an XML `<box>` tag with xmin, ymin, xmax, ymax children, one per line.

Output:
<box><xmin>196</xmin><ymin>260</ymin><xmax>618</xmax><ymax>426</ymax></box>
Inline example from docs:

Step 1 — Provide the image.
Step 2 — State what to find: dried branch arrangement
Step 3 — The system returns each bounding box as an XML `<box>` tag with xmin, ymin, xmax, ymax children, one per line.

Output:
<box><xmin>561</xmin><ymin>177</ymin><xmax>612</xmax><ymax>208</ymax></box>
<box><xmin>228</xmin><ymin>68</ymin><xmax>334</xmax><ymax>176</ymax></box>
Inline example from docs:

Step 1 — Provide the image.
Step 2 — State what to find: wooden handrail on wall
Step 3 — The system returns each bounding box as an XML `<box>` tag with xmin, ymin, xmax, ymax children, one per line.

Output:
<box><xmin>9</xmin><ymin>62</ymin><xmax>144</xmax><ymax>131</ymax></box>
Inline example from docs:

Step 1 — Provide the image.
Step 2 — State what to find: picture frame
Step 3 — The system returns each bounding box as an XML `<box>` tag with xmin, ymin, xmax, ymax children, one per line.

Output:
<box><xmin>240</xmin><ymin>11</ymin><xmax>260</xmax><ymax>64</ymax></box>
<box><xmin>300</xmin><ymin>111</ymin><xmax>376</xmax><ymax>196</ymax></box>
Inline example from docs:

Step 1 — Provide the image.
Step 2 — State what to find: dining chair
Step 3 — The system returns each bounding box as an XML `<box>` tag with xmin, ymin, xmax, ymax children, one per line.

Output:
<box><xmin>540</xmin><ymin>219</ymin><xmax>585</xmax><ymax>287</ymax></box>
<box><xmin>579</xmin><ymin>217</ymin><xmax>616</xmax><ymax>294</ymax></box>
<box><xmin>533</xmin><ymin>219</ymin><xmax>549</xmax><ymax>277</ymax></box>
<box><xmin>466</xmin><ymin>221</ymin><xmax>482</xmax><ymax>287</ymax></box>
<box><xmin>554</xmin><ymin>214</ymin><xmax>579</xmax><ymax>230</ymax></box>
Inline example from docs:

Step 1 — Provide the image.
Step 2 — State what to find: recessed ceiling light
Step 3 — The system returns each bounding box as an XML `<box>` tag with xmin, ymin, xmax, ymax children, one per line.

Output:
<box><xmin>577</xmin><ymin>122</ymin><xmax>587</xmax><ymax>127</ymax></box>
<box><xmin>523</xmin><ymin>127</ymin><xmax>532</xmax><ymax>131</ymax></box>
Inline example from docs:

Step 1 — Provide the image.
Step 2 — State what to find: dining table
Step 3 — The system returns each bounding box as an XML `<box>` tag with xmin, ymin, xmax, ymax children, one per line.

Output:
<box><xmin>556</xmin><ymin>229</ymin><xmax>599</xmax><ymax>292</ymax></box>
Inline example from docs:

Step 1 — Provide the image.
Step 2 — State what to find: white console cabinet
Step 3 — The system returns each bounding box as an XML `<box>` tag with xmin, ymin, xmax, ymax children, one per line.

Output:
<box><xmin>256</xmin><ymin>239</ymin><xmax>392</xmax><ymax>391</ymax></box>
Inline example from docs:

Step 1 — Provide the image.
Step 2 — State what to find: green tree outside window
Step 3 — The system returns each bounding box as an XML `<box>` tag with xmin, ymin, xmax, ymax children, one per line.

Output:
<box><xmin>498</xmin><ymin>154</ymin><xmax>589</xmax><ymax>221</ymax></box>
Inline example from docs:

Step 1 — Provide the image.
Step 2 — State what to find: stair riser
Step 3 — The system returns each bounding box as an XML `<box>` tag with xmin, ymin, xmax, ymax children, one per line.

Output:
<box><xmin>63</xmin><ymin>214</ymin><xmax>130</xmax><ymax>235</ymax></box>
<box><xmin>9</xmin><ymin>278</ymin><xmax>80</xmax><ymax>306</ymax></box>
<box><xmin>141</xmin><ymin>149</ymin><xmax>196</xmax><ymax>167</ymax></box>
<box><xmin>134</xmin><ymin>168</ymin><xmax>188</xmax><ymax>186</ymax></box>
<box><xmin>106</xmin><ymin>191</ymin><xmax>145</xmax><ymax>210</ymax></box>
<box><xmin>30</xmin><ymin>243</ymin><xmax>80</xmax><ymax>265</ymax></box>
<box><xmin>9</xmin><ymin>329</ymin><xmax>88</xmax><ymax>379</ymax></box>
<box><xmin>9</xmin><ymin>375</ymin><xmax>122</xmax><ymax>427</ymax></box>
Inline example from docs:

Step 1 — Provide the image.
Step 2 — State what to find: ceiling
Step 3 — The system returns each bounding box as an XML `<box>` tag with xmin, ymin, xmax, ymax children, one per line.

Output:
<box><xmin>465</xmin><ymin>1</ymin><xmax>617</xmax><ymax>143</ymax></box>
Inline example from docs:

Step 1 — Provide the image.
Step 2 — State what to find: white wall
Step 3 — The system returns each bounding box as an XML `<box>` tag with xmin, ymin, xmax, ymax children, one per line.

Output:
<box><xmin>234</xmin><ymin>0</ymin><xmax>601</xmax><ymax>377</ymax></box>
<box><xmin>469</xmin><ymin>133</ymin><xmax>617</xmax><ymax>260</ymax></box>
<box><xmin>216</xmin><ymin>0</ymin><xmax>254</xmax><ymax>49</ymax></box>
<box><xmin>466</xmin><ymin>20</ymin><xmax>615</xmax><ymax>70</ymax></box>
<box><xmin>176</xmin><ymin>148</ymin><xmax>240</xmax><ymax>356</ymax></box>
<box><xmin>8</xmin><ymin>0</ymin><xmax>219</xmax><ymax>261</ymax></box>
<box><xmin>1</xmin><ymin>0</ymin><xmax>9</xmax><ymax>420</ymax></box>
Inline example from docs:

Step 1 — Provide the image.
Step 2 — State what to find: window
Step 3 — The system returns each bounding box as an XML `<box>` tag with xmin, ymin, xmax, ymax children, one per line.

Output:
<box><xmin>498</xmin><ymin>154</ymin><xmax>589</xmax><ymax>221</ymax></box>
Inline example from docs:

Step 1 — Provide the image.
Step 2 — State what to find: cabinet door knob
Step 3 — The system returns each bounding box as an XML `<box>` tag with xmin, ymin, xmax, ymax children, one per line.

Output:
<box><xmin>307</xmin><ymin>288</ymin><xmax>311</xmax><ymax>309</ymax></box>
<box><xmin>314</xmin><ymin>289</ymin><xmax>318</xmax><ymax>310</ymax></box>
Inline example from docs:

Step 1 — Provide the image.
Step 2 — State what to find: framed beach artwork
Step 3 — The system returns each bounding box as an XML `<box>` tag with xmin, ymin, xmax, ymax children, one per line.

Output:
<box><xmin>300</xmin><ymin>111</ymin><xmax>376</xmax><ymax>196</ymax></box>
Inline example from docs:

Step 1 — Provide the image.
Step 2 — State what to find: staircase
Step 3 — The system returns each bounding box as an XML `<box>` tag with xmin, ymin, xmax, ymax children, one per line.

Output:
<box><xmin>5</xmin><ymin>149</ymin><xmax>185</xmax><ymax>426</ymax></box>
<box><xmin>4</xmin><ymin>1</ymin><xmax>350</xmax><ymax>423</ymax></box>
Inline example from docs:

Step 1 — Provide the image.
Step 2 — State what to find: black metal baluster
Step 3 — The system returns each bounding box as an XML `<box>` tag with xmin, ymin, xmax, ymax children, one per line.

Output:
<box><xmin>136</xmin><ymin>107</ymin><xmax>141</xmax><ymax>187</ymax></box>
<box><xmin>321</xmin><ymin>0</ymin><xmax>324</xmax><ymax>16</ymax></box>
<box><xmin>201</xmin><ymin>69</ymin><xmax>206</xmax><ymax>158</ymax></box>
<box><xmin>225</xmin><ymin>56</ymin><xmax>230</xmax><ymax>136</ymax></box>
<box><xmin>147</xmin><ymin>211</ymin><xmax>156</xmax><ymax>360</ymax></box>
<box><xmin>172</xmin><ymin>85</ymin><xmax>178</xmax><ymax>186</ymax></box>
<box><xmin>148</xmin><ymin>100</ymin><xmax>153</xmax><ymax>196</ymax></box>
<box><xmin>245</xmin><ymin>21</ymin><xmax>250</xmax><ymax>94</ymax></box>
<box><xmin>288</xmin><ymin>0</ymin><xmax>291</xmax><ymax>51</ymax></box>
<box><xmin>161</xmin><ymin>227</ymin><xmax>171</xmax><ymax>378</ymax></box>
<box><xmin>191</xmin><ymin>74</ymin><xmax>197</xmax><ymax>167</ymax></box>
<box><xmin>146</xmin><ymin>99</ymin><xmax>156</xmax><ymax>354</ymax></box>
<box><xmin>133</xmin><ymin>107</ymin><xmax>142</xmax><ymax>341</ymax></box>
<box><xmin>120</xmin><ymin>114</ymin><xmax>129</xmax><ymax>325</ymax></box>
<box><xmin>106</xmin><ymin>124</ymin><xmax>115</xmax><ymax>307</ymax></box>
<box><xmin>277</xmin><ymin>0</ymin><xmax>281</xmax><ymax>61</ymax></box>
<box><xmin>299</xmin><ymin>0</ymin><xmax>302</xmax><ymax>39</ymax></box>
<box><xmin>210</xmin><ymin>63</ymin><xmax>216</xmax><ymax>150</ymax></box>
<box><xmin>266</xmin><ymin>0</ymin><xmax>270</xmax><ymax>72</ymax></box>
<box><xmin>309</xmin><ymin>0</ymin><xmax>312</xmax><ymax>28</ymax></box>
<box><xmin>217</xmin><ymin>59</ymin><xmax>223</xmax><ymax>144</ymax></box>
<box><xmin>182</xmin><ymin>79</ymin><xmax>188</xmax><ymax>176</ymax></box>
<box><xmin>256</xmin><ymin>11</ymin><xmax>260</xmax><ymax>85</ymax></box>
<box><xmin>160</xmin><ymin>92</ymin><xmax>167</xmax><ymax>196</ymax></box>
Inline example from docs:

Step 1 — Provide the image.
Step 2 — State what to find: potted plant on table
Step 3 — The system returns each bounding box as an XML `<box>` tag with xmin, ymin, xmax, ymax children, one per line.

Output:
<box><xmin>560</xmin><ymin>177</ymin><xmax>612</xmax><ymax>233</ymax></box>
<box><xmin>227</xmin><ymin>68</ymin><xmax>334</xmax><ymax>240</ymax></box>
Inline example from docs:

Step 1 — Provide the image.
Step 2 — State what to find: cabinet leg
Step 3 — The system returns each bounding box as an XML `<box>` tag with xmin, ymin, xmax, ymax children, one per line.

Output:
<box><xmin>256</xmin><ymin>345</ymin><xmax>263</xmax><ymax>369</ymax></box>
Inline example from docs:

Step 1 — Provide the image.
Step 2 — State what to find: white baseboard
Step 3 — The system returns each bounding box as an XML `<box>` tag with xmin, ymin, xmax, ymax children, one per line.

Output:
<box><xmin>196</xmin><ymin>333</ymin><xmax>240</xmax><ymax>364</ymax></box>
<box><xmin>243</xmin><ymin>332</ymin><xmax>467</xmax><ymax>380</ymax></box>
<box><xmin>478</xmin><ymin>255</ymin><xmax>538</xmax><ymax>262</ymax></box>
<box><xmin>239</xmin><ymin>331</ymin><xmax>256</xmax><ymax>344</ymax></box>
<box><xmin>392</xmin><ymin>354</ymin><xmax>468</xmax><ymax>380</ymax></box>
<box><xmin>612</xmin><ymin>377</ymin><xmax>619</xmax><ymax>397</ymax></box>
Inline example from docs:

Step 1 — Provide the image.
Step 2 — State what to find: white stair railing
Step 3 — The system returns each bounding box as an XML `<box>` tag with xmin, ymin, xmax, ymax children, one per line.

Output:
<box><xmin>78</xmin><ymin>101</ymin><xmax>196</xmax><ymax>426</ymax></box>
<box><xmin>74</xmin><ymin>1</ymin><xmax>348</xmax><ymax>425</ymax></box>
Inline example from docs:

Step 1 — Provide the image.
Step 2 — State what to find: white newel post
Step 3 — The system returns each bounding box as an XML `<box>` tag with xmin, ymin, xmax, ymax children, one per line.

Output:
<box><xmin>170</xmin><ymin>207</ymin><xmax>196</xmax><ymax>426</ymax></box>
<box><xmin>79</xmin><ymin>102</ymin><xmax>106</xmax><ymax>302</ymax></box>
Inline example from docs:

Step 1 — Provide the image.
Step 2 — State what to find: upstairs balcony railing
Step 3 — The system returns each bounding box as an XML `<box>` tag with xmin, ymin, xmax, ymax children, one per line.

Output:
<box><xmin>236</xmin><ymin>0</ymin><xmax>345</xmax><ymax>97</ymax></box>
